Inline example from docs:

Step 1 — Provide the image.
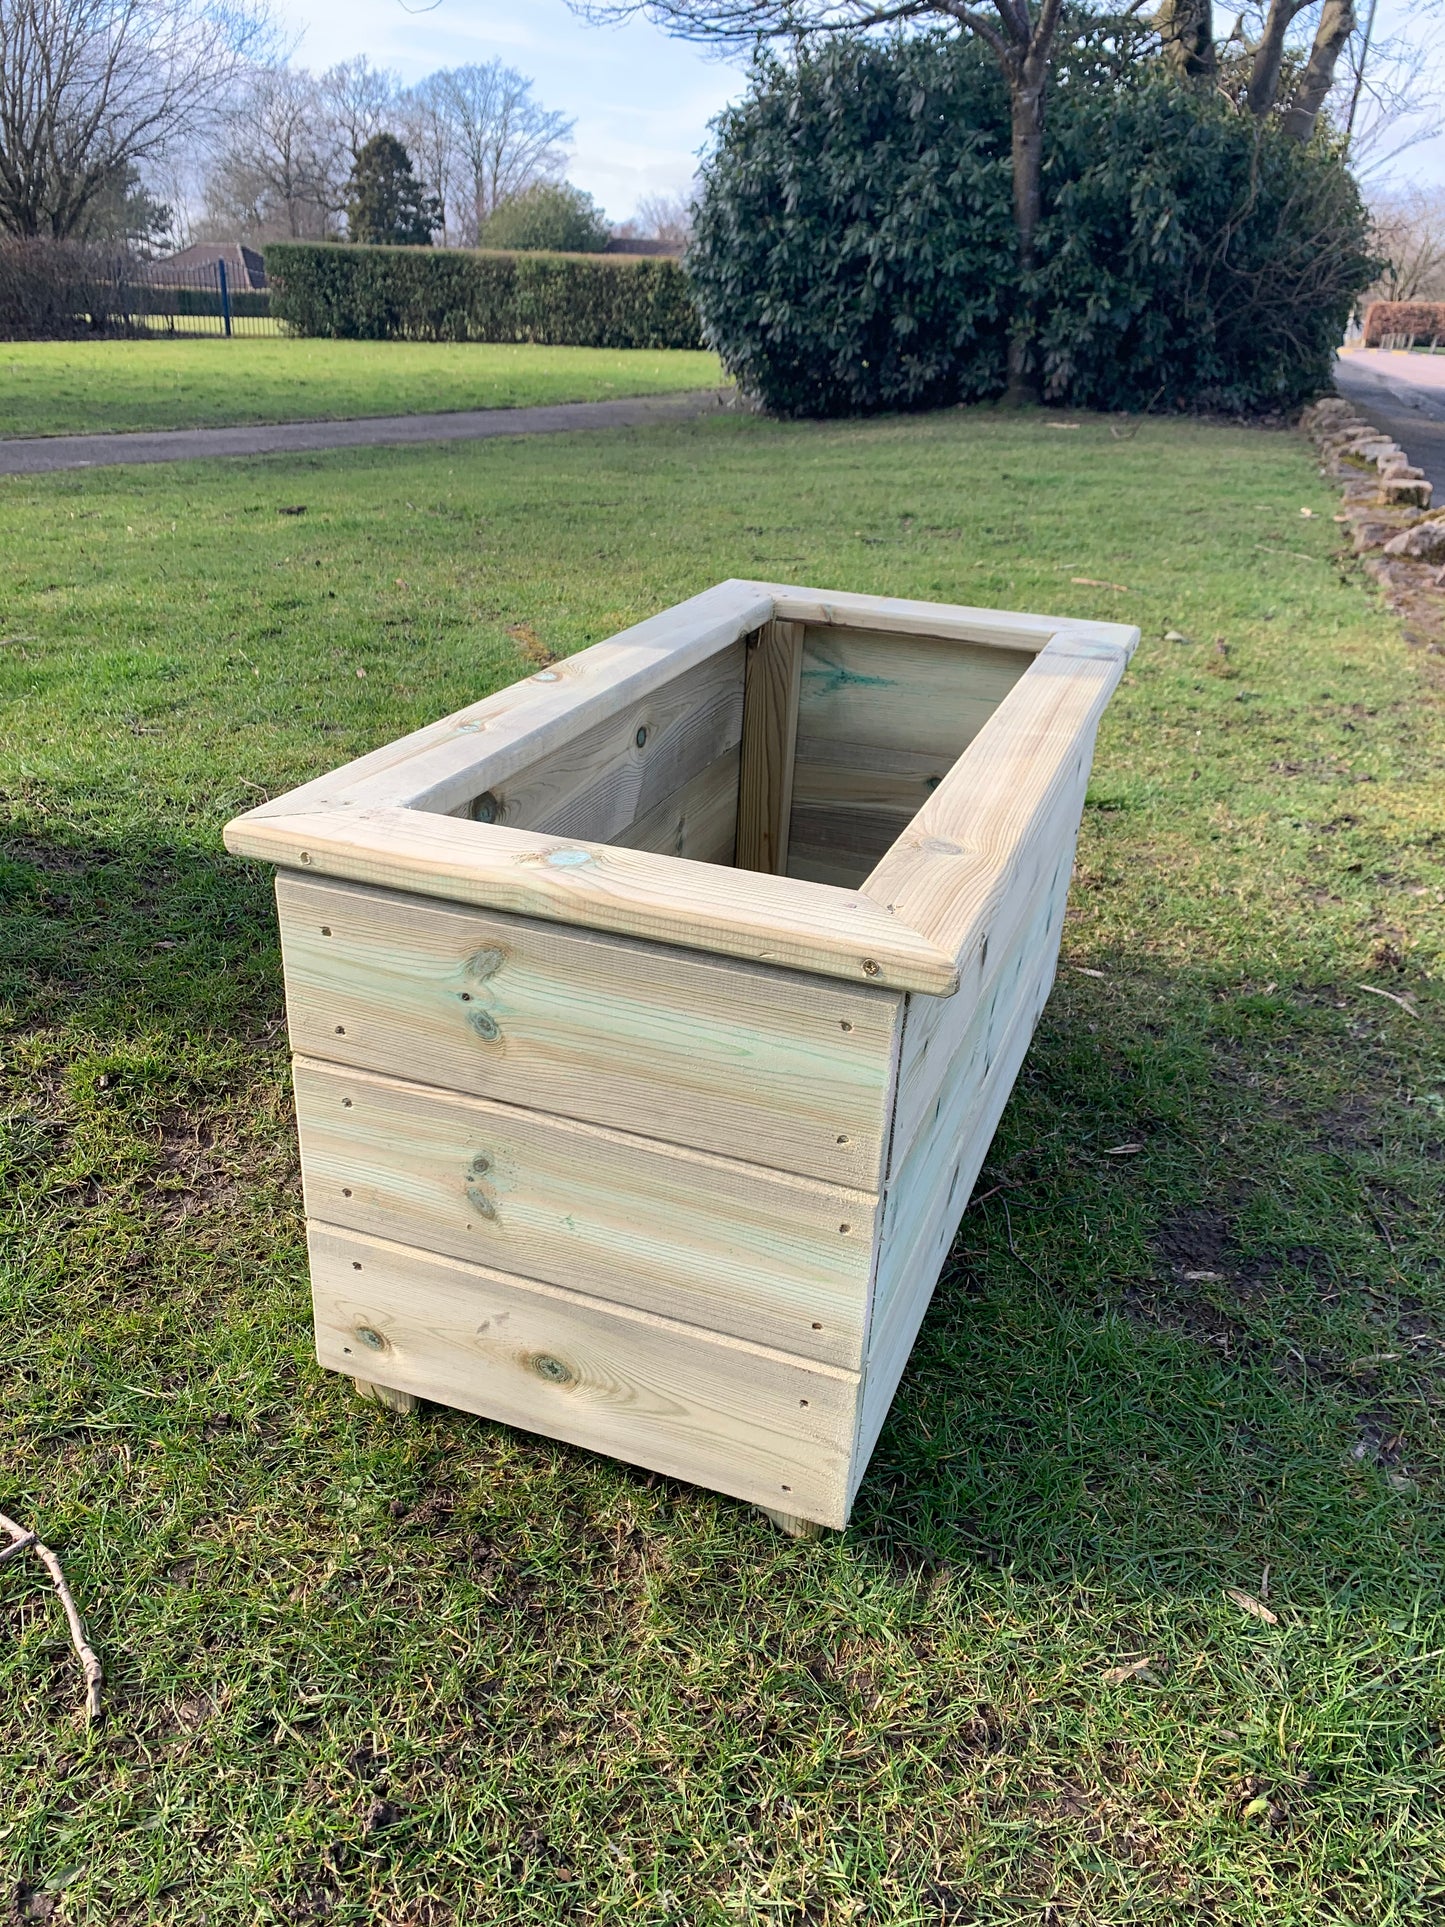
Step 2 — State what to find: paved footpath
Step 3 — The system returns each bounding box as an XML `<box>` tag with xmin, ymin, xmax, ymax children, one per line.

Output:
<box><xmin>0</xmin><ymin>387</ymin><xmax>730</xmax><ymax>476</ymax></box>
<box><xmin>1333</xmin><ymin>349</ymin><xmax>1445</xmax><ymax>497</ymax></box>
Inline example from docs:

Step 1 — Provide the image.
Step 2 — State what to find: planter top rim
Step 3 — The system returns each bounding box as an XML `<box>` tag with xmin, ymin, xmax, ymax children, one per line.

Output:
<box><xmin>225</xmin><ymin>580</ymin><xmax>1138</xmax><ymax>997</ymax></box>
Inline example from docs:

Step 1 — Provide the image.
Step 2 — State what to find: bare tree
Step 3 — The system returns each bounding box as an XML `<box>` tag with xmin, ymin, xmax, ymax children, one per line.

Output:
<box><xmin>1367</xmin><ymin>186</ymin><xmax>1445</xmax><ymax>300</ymax></box>
<box><xmin>635</xmin><ymin>186</ymin><xmax>696</xmax><ymax>244</ymax></box>
<box><xmin>200</xmin><ymin>62</ymin><xmax>342</xmax><ymax>239</ymax></box>
<box><xmin>399</xmin><ymin>71</ymin><xmax>464</xmax><ymax>242</ymax></box>
<box><xmin>0</xmin><ymin>0</ymin><xmax>271</xmax><ymax>238</ymax></box>
<box><xmin>320</xmin><ymin>54</ymin><xmax>400</xmax><ymax>165</ymax></box>
<box><xmin>428</xmin><ymin>62</ymin><xmax>573</xmax><ymax>245</ymax></box>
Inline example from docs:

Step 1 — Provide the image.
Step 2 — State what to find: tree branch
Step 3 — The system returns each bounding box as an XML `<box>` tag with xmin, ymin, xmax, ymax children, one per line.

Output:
<box><xmin>1</xmin><ymin>1509</ymin><xmax>103</xmax><ymax>1725</ymax></box>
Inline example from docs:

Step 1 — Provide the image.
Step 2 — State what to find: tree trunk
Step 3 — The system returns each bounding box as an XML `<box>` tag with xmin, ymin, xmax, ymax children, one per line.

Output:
<box><xmin>1005</xmin><ymin>74</ymin><xmax>1045</xmax><ymax>406</ymax></box>
<box><xmin>1246</xmin><ymin>0</ymin><xmax>1304</xmax><ymax>117</ymax></box>
<box><xmin>1158</xmin><ymin>0</ymin><xmax>1218</xmax><ymax>77</ymax></box>
<box><xmin>1280</xmin><ymin>0</ymin><xmax>1357</xmax><ymax>139</ymax></box>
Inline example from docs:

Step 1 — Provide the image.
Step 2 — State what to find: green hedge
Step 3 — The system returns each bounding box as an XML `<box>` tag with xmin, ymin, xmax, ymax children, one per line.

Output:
<box><xmin>264</xmin><ymin>242</ymin><xmax>701</xmax><ymax>349</ymax></box>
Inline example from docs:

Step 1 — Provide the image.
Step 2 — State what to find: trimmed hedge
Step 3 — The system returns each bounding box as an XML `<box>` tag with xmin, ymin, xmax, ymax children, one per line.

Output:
<box><xmin>264</xmin><ymin>242</ymin><xmax>701</xmax><ymax>349</ymax></box>
<box><xmin>1363</xmin><ymin>301</ymin><xmax>1445</xmax><ymax>348</ymax></box>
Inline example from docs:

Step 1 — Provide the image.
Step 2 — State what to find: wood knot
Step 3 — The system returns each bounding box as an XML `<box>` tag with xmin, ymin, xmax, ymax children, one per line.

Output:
<box><xmin>529</xmin><ymin>1353</ymin><xmax>574</xmax><ymax>1387</ymax></box>
<box><xmin>467</xmin><ymin>1009</ymin><xmax>501</xmax><ymax>1043</ymax></box>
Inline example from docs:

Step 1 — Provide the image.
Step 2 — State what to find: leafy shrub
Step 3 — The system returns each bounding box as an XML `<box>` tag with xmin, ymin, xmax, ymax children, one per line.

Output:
<box><xmin>688</xmin><ymin>37</ymin><xmax>1013</xmax><ymax>417</ymax></box>
<box><xmin>689</xmin><ymin>35</ymin><xmax>1375</xmax><ymax>416</ymax></box>
<box><xmin>0</xmin><ymin>238</ymin><xmax>137</xmax><ymax>339</ymax></box>
<box><xmin>481</xmin><ymin>183</ymin><xmax>610</xmax><ymax>253</ymax></box>
<box><xmin>265</xmin><ymin>241</ymin><xmax>701</xmax><ymax>347</ymax></box>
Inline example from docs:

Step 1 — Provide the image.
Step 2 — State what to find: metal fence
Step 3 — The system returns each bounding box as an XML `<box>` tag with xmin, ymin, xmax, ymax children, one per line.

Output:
<box><xmin>131</xmin><ymin>259</ymin><xmax>277</xmax><ymax>337</ymax></box>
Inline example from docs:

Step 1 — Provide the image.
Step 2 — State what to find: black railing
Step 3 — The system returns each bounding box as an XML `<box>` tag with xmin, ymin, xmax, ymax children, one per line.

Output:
<box><xmin>131</xmin><ymin>259</ymin><xmax>276</xmax><ymax>336</ymax></box>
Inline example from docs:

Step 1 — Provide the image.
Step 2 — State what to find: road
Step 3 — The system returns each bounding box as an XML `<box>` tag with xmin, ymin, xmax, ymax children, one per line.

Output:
<box><xmin>0</xmin><ymin>388</ymin><xmax>730</xmax><ymax>476</ymax></box>
<box><xmin>1333</xmin><ymin>349</ymin><xmax>1445</xmax><ymax>497</ymax></box>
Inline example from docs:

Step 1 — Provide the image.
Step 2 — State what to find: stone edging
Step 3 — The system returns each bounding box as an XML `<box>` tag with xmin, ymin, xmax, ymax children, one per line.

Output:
<box><xmin>1300</xmin><ymin>394</ymin><xmax>1445</xmax><ymax>653</ymax></box>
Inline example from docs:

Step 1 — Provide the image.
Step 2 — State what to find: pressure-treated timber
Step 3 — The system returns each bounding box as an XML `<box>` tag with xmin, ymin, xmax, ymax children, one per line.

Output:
<box><xmin>294</xmin><ymin>1056</ymin><xmax>878</xmax><ymax>1366</ymax></box>
<box><xmin>311</xmin><ymin>1224</ymin><xmax>859</xmax><ymax>1527</ymax></box>
<box><xmin>276</xmin><ymin>873</ymin><xmax>903</xmax><ymax>1188</ymax></box>
<box><xmin>228</xmin><ymin>582</ymin><xmax>1137</xmax><ymax>1531</ymax></box>
<box><xmin>735</xmin><ymin>619</ymin><xmax>804</xmax><ymax>875</ymax></box>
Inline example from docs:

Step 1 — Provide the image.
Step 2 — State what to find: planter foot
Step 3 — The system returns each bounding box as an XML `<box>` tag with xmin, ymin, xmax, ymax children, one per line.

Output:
<box><xmin>354</xmin><ymin>1378</ymin><xmax>420</xmax><ymax>1416</ymax></box>
<box><xmin>758</xmin><ymin>1505</ymin><xmax>824</xmax><ymax>1539</ymax></box>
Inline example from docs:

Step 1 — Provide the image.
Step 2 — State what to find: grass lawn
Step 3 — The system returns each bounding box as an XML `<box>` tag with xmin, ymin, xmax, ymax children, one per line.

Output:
<box><xmin>2</xmin><ymin>409</ymin><xmax>1443</xmax><ymax>1925</ymax></box>
<box><xmin>0</xmin><ymin>339</ymin><xmax>724</xmax><ymax>439</ymax></box>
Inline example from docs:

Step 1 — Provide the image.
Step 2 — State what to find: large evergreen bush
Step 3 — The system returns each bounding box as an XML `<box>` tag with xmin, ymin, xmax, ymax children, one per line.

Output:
<box><xmin>688</xmin><ymin>35</ymin><xmax>1375</xmax><ymax>416</ymax></box>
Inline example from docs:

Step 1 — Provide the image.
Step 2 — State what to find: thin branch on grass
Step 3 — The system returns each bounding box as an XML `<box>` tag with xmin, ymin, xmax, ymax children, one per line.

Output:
<box><xmin>0</xmin><ymin>1508</ymin><xmax>103</xmax><ymax>1724</ymax></box>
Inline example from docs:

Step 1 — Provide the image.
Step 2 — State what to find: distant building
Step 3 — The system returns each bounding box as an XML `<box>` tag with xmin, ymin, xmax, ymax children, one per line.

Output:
<box><xmin>149</xmin><ymin>243</ymin><xmax>267</xmax><ymax>289</ymax></box>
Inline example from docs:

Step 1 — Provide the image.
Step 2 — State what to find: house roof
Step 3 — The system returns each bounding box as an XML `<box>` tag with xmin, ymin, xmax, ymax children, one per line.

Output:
<box><xmin>149</xmin><ymin>243</ymin><xmax>267</xmax><ymax>289</ymax></box>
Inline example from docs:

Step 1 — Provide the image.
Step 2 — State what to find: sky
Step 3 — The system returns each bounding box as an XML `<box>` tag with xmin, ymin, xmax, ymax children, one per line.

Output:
<box><xmin>274</xmin><ymin>0</ymin><xmax>745</xmax><ymax>224</ymax></box>
<box><xmin>275</xmin><ymin>0</ymin><xmax>1445</xmax><ymax>223</ymax></box>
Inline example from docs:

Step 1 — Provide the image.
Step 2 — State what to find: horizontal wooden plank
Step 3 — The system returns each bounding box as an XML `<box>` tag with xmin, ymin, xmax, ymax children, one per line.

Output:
<box><xmin>445</xmin><ymin>643</ymin><xmax>744</xmax><ymax>832</ymax></box>
<box><xmin>235</xmin><ymin>579</ymin><xmax>771</xmax><ymax>824</ymax></box>
<box><xmin>796</xmin><ymin>626</ymin><xmax>1034</xmax><ymax>762</ymax></box>
<box><xmin>311</xmin><ymin>1223</ymin><xmax>859</xmax><ymax>1527</ymax></box>
<box><xmin>238</xmin><ymin>806</ymin><xmax>959</xmax><ymax>995</ymax></box>
<box><xmin>294</xmin><ymin>1058</ymin><xmax>876</xmax><ymax>1367</ymax></box>
<box><xmin>765</xmin><ymin>583</ymin><xmax>1138</xmax><ymax>655</ymax></box>
<box><xmin>276</xmin><ymin>873</ymin><xmax>903</xmax><ymax>1189</ymax></box>
<box><xmin>606</xmin><ymin>747</ymin><xmax>739</xmax><ymax>864</ymax></box>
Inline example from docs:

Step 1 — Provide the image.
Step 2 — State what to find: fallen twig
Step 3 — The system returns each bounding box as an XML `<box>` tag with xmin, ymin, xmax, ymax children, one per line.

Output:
<box><xmin>0</xmin><ymin>1509</ymin><xmax>103</xmax><ymax>1724</ymax></box>
<box><xmin>1358</xmin><ymin>983</ymin><xmax>1420</xmax><ymax>1018</ymax></box>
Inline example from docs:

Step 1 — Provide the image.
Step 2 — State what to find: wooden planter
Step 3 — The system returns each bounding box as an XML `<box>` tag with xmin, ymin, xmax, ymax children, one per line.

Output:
<box><xmin>225</xmin><ymin>581</ymin><xmax>1136</xmax><ymax>1531</ymax></box>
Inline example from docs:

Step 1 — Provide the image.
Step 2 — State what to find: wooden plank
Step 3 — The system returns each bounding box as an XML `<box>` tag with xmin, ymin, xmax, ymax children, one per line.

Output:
<box><xmin>871</xmin><ymin>881</ymin><xmax>1067</xmax><ymax>1349</ymax></box>
<box><xmin>447</xmin><ymin>644</ymin><xmax>744</xmax><ymax>834</ymax></box>
<box><xmin>310</xmin><ymin>1223</ymin><xmax>859</xmax><ymax>1528</ymax></box>
<box><xmin>276</xmin><ymin>873</ymin><xmax>904</xmax><ymax>1189</ymax></box>
<box><xmin>796</xmin><ymin>626</ymin><xmax>1033</xmax><ymax>763</ymax></box>
<box><xmin>849</xmin><ymin>951</ymin><xmax>1057</xmax><ymax>1501</ymax></box>
<box><xmin>607</xmin><ymin>747</ymin><xmax>739</xmax><ymax>864</ymax></box>
<box><xmin>886</xmin><ymin>761</ymin><xmax>1086</xmax><ymax>1178</ymax></box>
<box><xmin>861</xmin><ymin>636</ymin><xmax>1132</xmax><ymax>965</ymax></box>
<box><xmin>735</xmin><ymin>619</ymin><xmax>804</xmax><ymax>875</ymax></box>
<box><xmin>765</xmin><ymin>583</ymin><xmax>1138</xmax><ymax>655</ymax></box>
<box><xmin>294</xmin><ymin>1057</ymin><xmax>877</xmax><ymax>1367</ymax></box>
<box><xmin>236</xmin><ymin>579</ymin><xmax>772</xmax><ymax>823</ymax></box>
<box><xmin>238</xmin><ymin>806</ymin><xmax>960</xmax><ymax>996</ymax></box>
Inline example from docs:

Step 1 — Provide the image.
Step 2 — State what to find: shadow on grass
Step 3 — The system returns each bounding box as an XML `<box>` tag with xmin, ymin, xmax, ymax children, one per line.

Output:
<box><xmin>4</xmin><ymin>823</ymin><xmax>1442</xmax><ymax>1617</ymax></box>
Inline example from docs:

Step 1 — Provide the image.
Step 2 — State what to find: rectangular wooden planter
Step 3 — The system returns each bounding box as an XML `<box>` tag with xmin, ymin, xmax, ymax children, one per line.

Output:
<box><xmin>225</xmin><ymin>580</ymin><xmax>1137</xmax><ymax>1530</ymax></box>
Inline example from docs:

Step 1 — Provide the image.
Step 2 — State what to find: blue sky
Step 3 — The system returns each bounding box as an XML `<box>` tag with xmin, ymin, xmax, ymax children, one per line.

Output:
<box><xmin>277</xmin><ymin>0</ymin><xmax>1444</xmax><ymax>222</ymax></box>
<box><xmin>276</xmin><ymin>0</ymin><xmax>743</xmax><ymax>223</ymax></box>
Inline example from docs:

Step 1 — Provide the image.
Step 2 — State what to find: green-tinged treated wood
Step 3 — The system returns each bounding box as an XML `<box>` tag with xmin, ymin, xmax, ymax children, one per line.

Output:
<box><xmin>735</xmin><ymin>619</ymin><xmax>804</xmax><ymax>875</ymax></box>
<box><xmin>294</xmin><ymin>1057</ymin><xmax>877</xmax><ymax>1367</ymax></box>
<box><xmin>276</xmin><ymin>874</ymin><xmax>904</xmax><ymax>1189</ymax></box>
<box><xmin>310</xmin><ymin>1224</ymin><xmax>859</xmax><ymax>1528</ymax></box>
<box><xmin>451</xmin><ymin>642</ymin><xmax>745</xmax><ymax>846</ymax></box>
<box><xmin>606</xmin><ymin>747</ymin><xmax>739</xmax><ymax>863</ymax></box>
<box><xmin>796</xmin><ymin>625</ymin><xmax>1035</xmax><ymax>763</ymax></box>
<box><xmin>240</xmin><ymin>803</ymin><xmax>959</xmax><ymax>994</ymax></box>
